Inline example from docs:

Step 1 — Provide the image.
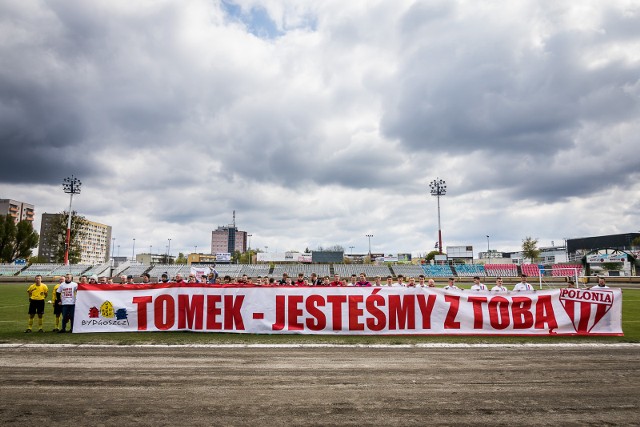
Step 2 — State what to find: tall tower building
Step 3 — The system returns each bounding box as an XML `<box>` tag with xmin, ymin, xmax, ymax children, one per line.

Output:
<box><xmin>211</xmin><ymin>211</ymin><xmax>247</xmax><ymax>255</ymax></box>
<box><xmin>0</xmin><ymin>199</ymin><xmax>34</xmax><ymax>224</ymax></box>
<box><xmin>39</xmin><ymin>213</ymin><xmax>112</xmax><ymax>264</ymax></box>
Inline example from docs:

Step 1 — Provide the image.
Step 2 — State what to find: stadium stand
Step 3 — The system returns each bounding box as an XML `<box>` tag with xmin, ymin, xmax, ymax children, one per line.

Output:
<box><xmin>453</xmin><ymin>264</ymin><xmax>486</xmax><ymax>277</ymax></box>
<box><xmin>521</xmin><ymin>264</ymin><xmax>541</xmax><ymax>277</ymax></box>
<box><xmin>147</xmin><ymin>264</ymin><xmax>185</xmax><ymax>279</ymax></box>
<box><xmin>83</xmin><ymin>263</ymin><xmax>111</xmax><ymax>277</ymax></box>
<box><xmin>484</xmin><ymin>264</ymin><xmax>518</xmax><ymax>277</ymax></box>
<box><xmin>333</xmin><ymin>264</ymin><xmax>392</xmax><ymax>278</ymax></box>
<box><xmin>550</xmin><ymin>264</ymin><xmax>583</xmax><ymax>277</ymax></box>
<box><xmin>391</xmin><ymin>264</ymin><xmax>427</xmax><ymax>277</ymax></box>
<box><xmin>0</xmin><ymin>264</ymin><xmax>23</xmax><ymax>276</ymax></box>
<box><xmin>119</xmin><ymin>264</ymin><xmax>152</xmax><ymax>277</ymax></box>
<box><xmin>272</xmin><ymin>264</ymin><xmax>331</xmax><ymax>278</ymax></box>
<box><xmin>19</xmin><ymin>264</ymin><xmax>59</xmax><ymax>276</ymax></box>
<box><xmin>212</xmin><ymin>265</ymin><xmax>243</xmax><ymax>277</ymax></box>
<box><xmin>239</xmin><ymin>264</ymin><xmax>272</xmax><ymax>277</ymax></box>
<box><xmin>422</xmin><ymin>264</ymin><xmax>454</xmax><ymax>277</ymax></box>
<box><xmin>51</xmin><ymin>264</ymin><xmax>93</xmax><ymax>276</ymax></box>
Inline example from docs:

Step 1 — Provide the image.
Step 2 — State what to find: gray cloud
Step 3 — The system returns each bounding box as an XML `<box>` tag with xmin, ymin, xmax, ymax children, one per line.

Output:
<box><xmin>1</xmin><ymin>1</ymin><xmax>638</xmax><ymax>256</ymax></box>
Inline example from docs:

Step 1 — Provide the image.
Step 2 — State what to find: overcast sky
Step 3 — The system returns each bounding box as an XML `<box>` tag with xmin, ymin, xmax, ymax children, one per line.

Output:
<box><xmin>1</xmin><ymin>0</ymin><xmax>639</xmax><ymax>259</ymax></box>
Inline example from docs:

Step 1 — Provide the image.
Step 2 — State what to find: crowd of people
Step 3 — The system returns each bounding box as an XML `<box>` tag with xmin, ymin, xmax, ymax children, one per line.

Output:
<box><xmin>24</xmin><ymin>272</ymin><xmax>610</xmax><ymax>333</ymax></box>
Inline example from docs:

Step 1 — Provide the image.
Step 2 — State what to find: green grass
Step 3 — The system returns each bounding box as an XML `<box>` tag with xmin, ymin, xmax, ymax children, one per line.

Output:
<box><xmin>1</xmin><ymin>283</ymin><xmax>638</xmax><ymax>344</ymax></box>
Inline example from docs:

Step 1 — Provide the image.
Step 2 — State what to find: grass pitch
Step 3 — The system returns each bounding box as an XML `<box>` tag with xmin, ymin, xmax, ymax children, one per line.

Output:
<box><xmin>1</xmin><ymin>282</ymin><xmax>637</xmax><ymax>344</ymax></box>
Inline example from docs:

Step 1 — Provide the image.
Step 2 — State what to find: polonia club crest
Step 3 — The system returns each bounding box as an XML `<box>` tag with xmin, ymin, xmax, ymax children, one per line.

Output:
<box><xmin>559</xmin><ymin>288</ymin><xmax>614</xmax><ymax>334</ymax></box>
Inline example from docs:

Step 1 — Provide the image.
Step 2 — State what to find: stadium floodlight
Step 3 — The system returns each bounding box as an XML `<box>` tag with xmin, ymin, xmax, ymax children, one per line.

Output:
<box><xmin>349</xmin><ymin>246</ymin><xmax>355</xmax><ymax>255</ymax></box>
<box><xmin>132</xmin><ymin>238</ymin><xmax>136</xmax><ymax>262</ymax></box>
<box><xmin>366</xmin><ymin>234</ymin><xmax>373</xmax><ymax>256</ymax></box>
<box><xmin>62</xmin><ymin>175</ymin><xmax>82</xmax><ymax>265</ymax></box>
<box><xmin>167</xmin><ymin>238</ymin><xmax>172</xmax><ymax>264</ymax></box>
<box><xmin>429</xmin><ymin>178</ymin><xmax>446</xmax><ymax>254</ymax></box>
<box><xmin>486</xmin><ymin>235</ymin><xmax>490</xmax><ymax>264</ymax></box>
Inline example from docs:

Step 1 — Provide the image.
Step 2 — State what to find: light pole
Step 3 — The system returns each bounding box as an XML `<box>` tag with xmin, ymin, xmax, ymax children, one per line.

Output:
<box><xmin>132</xmin><ymin>238</ymin><xmax>136</xmax><ymax>262</ymax></box>
<box><xmin>365</xmin><ymin>234</ymin><xmax>373</xmax><ymax>256</ymax></box>
<box><xmin>62</xmin><ymin>175</ymin><xmax>82</xmax><ymax>265</ymax></box>
<box><xmin>167</xmin><ymin>238</ymin><xmax>172</xmax><ymax>264</ymax></box>
<box><xmin>111</xmin><ymin>237</ymin><xmax>116</xmax><ymax>264</ymax></box>
<box><xmin>349</xmin><ymin>246</ymin><xmax>355</xmax><ymax>255</ymax></box>
<box><xmin>150</xmin><ymin>245</ymin><xmax>153</xmax><ymax>264</ymax></box>
<box><xmin>486</xmin><ymin>235</ymin><xmax>490</xmax><ymax>264</ymax></box>
<box><xmin>429</xmin><ymin>178</ymin><xmax>447</xmax><ymax>254</ymax></box>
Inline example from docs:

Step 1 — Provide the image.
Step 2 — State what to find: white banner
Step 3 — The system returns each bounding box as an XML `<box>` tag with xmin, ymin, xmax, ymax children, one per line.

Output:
<box><xmin>190</xmin><ymin>266</ymin><xmax>211</xmax><ymax>278</ymax></box>
<box><xmin>73</xmin><ymin>285</ymin><xmax>623</xmax><ymax>336</ymax></box>
<box><xmin>586</xmin><ymin>253</ymin><xmax>626</xmax><ymax>263</ymax></box>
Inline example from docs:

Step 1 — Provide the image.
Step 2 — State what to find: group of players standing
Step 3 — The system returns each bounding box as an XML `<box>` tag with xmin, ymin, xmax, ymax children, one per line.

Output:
<box><xmin>263</xmin><ymin>272</ymin><xmax>538</xmax><ymax>290</ymax></box>
<box><xmin>24</xmin><ymin>272</ymin><xmax>610</xmax><ymax>333</ymax></box>
<box><xmin>25</xmin><ymin>273</ymin><xmax>76</xmax><ymax>333</ymax></box>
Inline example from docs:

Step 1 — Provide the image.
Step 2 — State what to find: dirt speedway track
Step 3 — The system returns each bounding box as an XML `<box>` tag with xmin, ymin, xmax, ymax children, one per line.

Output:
<box><xmin>1</xmin><ymin>344</ymin><xmax>638</xmax><ymax>426</ymax></box>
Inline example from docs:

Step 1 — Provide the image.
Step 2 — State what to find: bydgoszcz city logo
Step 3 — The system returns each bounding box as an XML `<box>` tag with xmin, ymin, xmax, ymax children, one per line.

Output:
<box><xmin>83</xmin><ymin>300</ymin><xmax>129</xmax><ymax>327</ymax></box>
<box><xmin>559</xmin><ymin>288</ymin><xmax>613</xmax><ymax>334</ymax></box>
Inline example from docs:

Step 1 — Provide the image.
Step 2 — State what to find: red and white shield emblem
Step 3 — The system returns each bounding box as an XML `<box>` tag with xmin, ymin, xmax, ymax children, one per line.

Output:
<box><xmin>559</xmin><ymin>288</ymin><xmax>614</xmax><ymax>334</ymax></box>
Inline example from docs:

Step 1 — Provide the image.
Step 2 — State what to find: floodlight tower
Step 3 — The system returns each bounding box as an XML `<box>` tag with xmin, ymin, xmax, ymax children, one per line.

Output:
<box><xmin>486</xmin><ymin>235</ymin><xmax>490</xmax><ymax>264</ymax></box>
<box><xmin>366</xmin><ymin>234</ymin><xmax>373</xmax><ymax>256</ymax></box>
<box><xmin>62</xmin><ymin>175</ymin><xmax>82</xmax><ymax>265</ymax></box>
<box><xmin>429</xmin><ymin>178</ymin><xmax>446</xmax><ymax>254</ymax></box>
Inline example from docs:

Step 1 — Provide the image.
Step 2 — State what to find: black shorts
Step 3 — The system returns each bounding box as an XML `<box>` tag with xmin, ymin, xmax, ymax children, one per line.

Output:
<box><xmin>28</xmin><ymin>299</ymin><xmax>45</xmax><ymax>315</ymax></box>
<box><xmin>53</xmin><ymin>302</ymin><xmax>62</xmax><ymax>315</ymax></box>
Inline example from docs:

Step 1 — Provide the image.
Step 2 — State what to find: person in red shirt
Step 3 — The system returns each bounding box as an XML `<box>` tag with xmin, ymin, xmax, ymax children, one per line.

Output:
<box><xmin>355</xmin><ymin>273</ymin><xmax>371</xmax><ymax>287</ymax></box>
<box><xmin>294</xmin><ymin>273</ymin><xmax>306</xmax><ymax>286</ymax></box>
<box><xmin>329</xmin><ymin>274</ymin><xmax>344</xmax><ymax>287</ymax></box>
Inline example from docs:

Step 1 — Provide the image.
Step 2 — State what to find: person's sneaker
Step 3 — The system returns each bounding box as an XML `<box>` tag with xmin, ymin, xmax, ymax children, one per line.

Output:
<box><xmin>57</xmin><ymin>329</ymin><xmax>66</xmax><ymax>333</ymax></box>
<box><xmin>38</xmin><ymin>329</ymin><xmax>44</xmax><ymax>333</ymax></box>
<box><xmin>24</xmin><ymin>329</ymin><xmax>32</xmax><ymax>333</ymax></box>
<box><xmin>52</xmin><ymin>328</ymin><xmax>59</xmax><ymax>332</ymax></box>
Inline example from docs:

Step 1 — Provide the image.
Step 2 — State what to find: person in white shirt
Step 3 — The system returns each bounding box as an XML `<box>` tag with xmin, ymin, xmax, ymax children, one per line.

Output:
<box><xmin>491</xmin><ymin>277</ymin><xmax>508</xmax><ymax>292</ymax></box>
<box><xmin>58</xmin><ymin>273</ymin><xmax>78</xmax><ymax>333</ymax></box>
<box><xmin>427</xmin><ymin>279</ymin><xmax>436</xmax><ymax>288</ymax></box>
<box><xmin>513</xmin><ymin>274</ymin><xmax>534</xmax><ymax>291</ymax></box>
<box><xmin>444</xmin><ymin>277</ymin><xmax>460</xmax><ymax>291</ymax></box>
<box><xmin>470</xmin><ymin>276</ymin><xmax>488</xmax><ymax>291</ymax></box>
<box><xmin>590</xmin><ymin>276</ymin><xmax>610</xmax><ymax>289</ymax></box>
<box><xmin>394</xmin><ymin>275</ymin><xmax>406</xmax><ymax>287</ymax></box>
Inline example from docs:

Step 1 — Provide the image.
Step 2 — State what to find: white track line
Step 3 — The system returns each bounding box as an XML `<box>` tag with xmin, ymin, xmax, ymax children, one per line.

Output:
<box><xmin>0</xmin><ymin>343</ymin><xmax>638</xmax><ymax>349</ymax></box>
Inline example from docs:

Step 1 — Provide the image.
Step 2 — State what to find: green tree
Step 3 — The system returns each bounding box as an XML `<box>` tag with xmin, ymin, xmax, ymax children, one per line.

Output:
<box><xmin>0</xmin><ymin>215</ymin><xmax>39</xmax><ymax>262</ymax></box>
<box><xmin>239</xmin><ymin>250</ymin><xmax>254</xmax><ymax>264</ymax></box>
<box><xmin>632</xmin><ymin>236</ymin><xmax>640</xmax><ymax>247</ymax></box>
<box><xmin>424</xmin><ymin>250</ymin><xmax>440</xmax><ymax>263</ymax></box>
<box><xmin>522</xmin><ymin>236</ymin><xmax>540</xmax><ymax>264</ymax></box>
<box><xmin>44</xmin><ymin>211</ymin><xmax>87</xmax><ymax>264</ymax></box>
<box><xmin>175</xmin><ymin>252</ymin><xmax>187</xmax><ymax>264</ymax></box>
<box><xmin>601</xmin><ymin>262</ymin><xmax>621</xmax><ymax>272</ymax></box>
